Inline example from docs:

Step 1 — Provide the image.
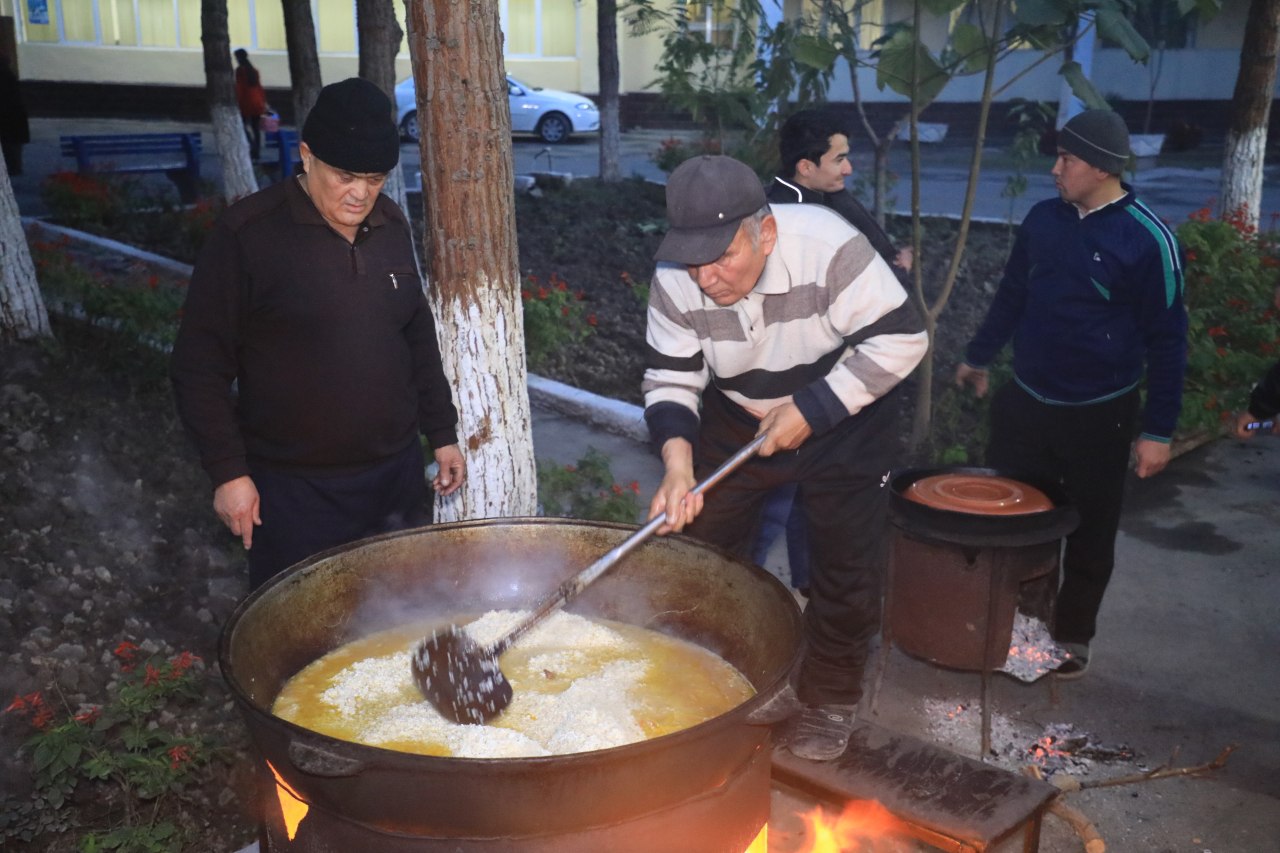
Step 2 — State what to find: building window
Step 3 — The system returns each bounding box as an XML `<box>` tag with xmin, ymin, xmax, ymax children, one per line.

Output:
<box><xmin>317</xmin><ymin>0</ymin><xmax>355</xmax><ymax>53</ymax></box>
<box><xmin>60</xmin><ymin>0</ymin><xmax>96</xmax><ymax>42</ymax></box>
<box><xmin>681</xmin><ymin>0</ymin><xmax>739</xmax><ymax>49</ymax></box>
<box><xmin>1130</xmin><ymin>0</ymin><xmax>1196</xmax><ymax>49</ymax></box>
<box><xmin>137</xmin><ymin>0</ymin><xmax>177</xmax><ymax>47</ymax></box>
<box><xmin>504</xmin><ymin>0</ymin><xmax>577</xmax><ymax>57</ymax></box>
<box><xmin>100</xmin><ymin>0</ymin><xmax>139</xmax><ymax>46</ymax></box>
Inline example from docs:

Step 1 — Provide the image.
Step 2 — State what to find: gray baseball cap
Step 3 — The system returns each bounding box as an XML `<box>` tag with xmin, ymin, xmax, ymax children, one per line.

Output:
<box><xmin>655</xmin><ymin>156</ymin><xmax>767</xmax><ymax>266</ymax></box>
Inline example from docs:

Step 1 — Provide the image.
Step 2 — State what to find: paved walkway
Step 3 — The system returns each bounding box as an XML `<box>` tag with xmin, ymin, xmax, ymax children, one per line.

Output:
<box><xmin>13</xmin><ymin>116</ymin><xmax>1280</xmax><ymax>224</ymax></box>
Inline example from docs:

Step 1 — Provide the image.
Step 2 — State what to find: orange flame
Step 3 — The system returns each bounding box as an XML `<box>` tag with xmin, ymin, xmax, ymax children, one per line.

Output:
<box><xmin>796</xmin><ymin>800</ymin><xmax>909</xmax><ymax>853</ymax></box>
<box><xmin>267</xmin><ymin>760</ymin><xmax>310</xmax><ymax>841</ymax></box>
<box><xmin>744</xmin><ymin>822</ymin><xmax>768</xmax><ymax>852</ymax></box>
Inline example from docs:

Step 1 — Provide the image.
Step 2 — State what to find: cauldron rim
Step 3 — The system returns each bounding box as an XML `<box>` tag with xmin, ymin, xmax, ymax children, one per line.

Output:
<box><xmin>218</xmin><ymin>516</ymin><xmax>804</xmax><ymax>768</ymax></box>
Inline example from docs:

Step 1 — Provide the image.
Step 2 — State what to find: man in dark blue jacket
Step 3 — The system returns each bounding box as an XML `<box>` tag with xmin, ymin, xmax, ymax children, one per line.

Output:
<box><xmin>955</xmin><ymin>109</ymin><xmax>1187</xmax><ymax>679</ymax></box>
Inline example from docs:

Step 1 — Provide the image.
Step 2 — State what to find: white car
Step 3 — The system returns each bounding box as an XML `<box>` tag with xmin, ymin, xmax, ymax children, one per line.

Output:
<box><xmin>395</xmin><ymin>75</ymin><xmax>600</xmax><ymax>144</ymax></box>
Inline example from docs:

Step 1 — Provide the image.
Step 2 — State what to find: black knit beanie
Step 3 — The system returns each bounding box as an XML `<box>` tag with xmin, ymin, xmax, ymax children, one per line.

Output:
<box><xmin>302</xmin><ymin>78</ymin><xmax>400</xmax><ymax>174</ymax></box>
<box><xmin>1058</xmin><ymin>109</ymin><xmax>1130</xmax><ymax>175</ymax></box>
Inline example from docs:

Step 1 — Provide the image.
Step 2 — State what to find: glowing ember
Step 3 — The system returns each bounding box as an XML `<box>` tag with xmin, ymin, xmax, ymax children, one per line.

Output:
<box><xmin>795</xmin><ymin>801</ymin><xmax>911</xmax><ymax>852</ymax></box>
<box><xmin>999</xmin><ymin>613</ymin><xmax>1070</xmax><ymax>682</ymax></box>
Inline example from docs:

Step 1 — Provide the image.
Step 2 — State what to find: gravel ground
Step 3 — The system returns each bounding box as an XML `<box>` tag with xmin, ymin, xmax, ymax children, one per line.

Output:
<box><xmin>0</xmin><ymin>327</ymin><xmax>260</xmax><ymax>851</ymax></box>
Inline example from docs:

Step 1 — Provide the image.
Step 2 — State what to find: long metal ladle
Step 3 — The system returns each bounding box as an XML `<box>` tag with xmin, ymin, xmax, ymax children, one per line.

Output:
<box><xmin>410</xmin><ymin>433</ymin><xmax>768</xmax><ymax>725</ymax></box>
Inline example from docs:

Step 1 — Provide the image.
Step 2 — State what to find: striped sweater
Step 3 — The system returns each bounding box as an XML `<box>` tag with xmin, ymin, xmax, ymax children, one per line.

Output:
<box><xmin>964</xmin><ymin>186</ymin><xmax>1187</xmax><ymax>441</ymax></box>
<box><xmin>643</xmin><ymin>204</ymin><xmax>929</xmax><ymax>446</ymax></box>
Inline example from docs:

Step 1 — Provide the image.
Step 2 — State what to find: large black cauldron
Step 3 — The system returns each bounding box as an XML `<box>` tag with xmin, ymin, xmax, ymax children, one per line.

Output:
<box><xmin>220</xmin><ymin>518</ymin><xmax>804</xmax><ymax>851</ymax></box>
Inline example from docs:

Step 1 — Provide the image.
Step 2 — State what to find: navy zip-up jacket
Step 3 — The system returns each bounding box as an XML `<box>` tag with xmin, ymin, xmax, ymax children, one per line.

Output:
<box><xmin>965</xmin><ymin>185</ymin><xmax>1187</xmax><ymax>441</ymax></box>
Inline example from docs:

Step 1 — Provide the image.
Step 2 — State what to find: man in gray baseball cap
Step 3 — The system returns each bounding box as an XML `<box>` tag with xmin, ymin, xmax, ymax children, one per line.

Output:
<box><xmin>956</xmin><ymin>109</ymin><xmax>1187</xmax><ymax>680</ymax></box>
<box><xmin>643</xmin><ymin>154</ymin><xmax>929</xmax><ymax>760</ymax></box>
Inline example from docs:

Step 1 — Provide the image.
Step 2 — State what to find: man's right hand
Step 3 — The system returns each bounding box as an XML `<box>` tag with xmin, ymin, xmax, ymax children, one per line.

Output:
<box><xmin>954</xmin><ymin>363</ymin><xmax>989</xmax><ymax>398</ymax></box>
<box><xmin>214</xmin><ymin>475</ymin><xmax>261</xmax><ymax>549</ymax></box>
<box><xmin>647</xmin><ymin>438</ymin><xmax>698</xmax><ymax>535</ymax></box>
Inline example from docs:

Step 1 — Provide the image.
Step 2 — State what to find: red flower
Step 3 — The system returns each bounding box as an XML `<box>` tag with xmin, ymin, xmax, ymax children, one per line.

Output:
<box><xmin>1207</xmin><ymin>325</ymin><xmax>1228</xmax><ymax>338</ymax></box>
<box><xmin>144</xmin><ymin>663</ymin><xmax>162</xmax><ymax>687</ymax></box>
<box><xmin>611</xmin><ymin>484</ymin><xmax>623</xmax><ymax>495</ymax></box>
<box><xmin>168</xmin><ymin>651</ymin><xmax>202</xmax><ymax>679</ymax></box>
<box><xmin>74</xmin><ymin>706</ymin><xmax>102</xmax><ymax>725</ymax></box>
<box><xmin>586</xmin><ymin>314</ymin><xmax>598</xmax><ymax>327</ymax></box>
<box><xmin>537</xmin><ymin>287</ymin><xmax>549</xmax><ymax>300</ymax></box>
<box><xmin>167</xmin><ymin>744</ymin><xmax>193</xmax><ymax>769</ymax></box>
<box><xmin>4</xmin><ymin>691</ymin><xmax>44</xmax><ymax>716</ymax></box>
<box><xmin>629</xmin><ymin>481</ymin><xmax>641</xmax><ymax>494</ymax></box>
<box><xmin>561</xmin><ymin>306</ymin><xmax>570</xmax><ymax>317</ymax></box>
<box><xmin>521</xmin><ymin>289</ymin><xmax>531</xmax><ymax>301</ymax></box>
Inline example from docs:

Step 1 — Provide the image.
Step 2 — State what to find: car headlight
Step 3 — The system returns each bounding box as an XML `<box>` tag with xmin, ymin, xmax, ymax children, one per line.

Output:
<box><xmin>576</xmin><ymin>102</ymin><xmax>597</xmax><ymax>112</ymax></box>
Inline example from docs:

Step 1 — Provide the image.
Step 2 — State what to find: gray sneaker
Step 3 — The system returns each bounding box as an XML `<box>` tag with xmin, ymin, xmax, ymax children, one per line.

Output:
<box><xmin>787</xmin><ymin>703</ymin><xmax>857</xmax><ymax>761</ymax></box>
<box><xmin>1055</xmin><ymin>642</ymin><xmax>1091</xmax><ymax>680</ymax></box>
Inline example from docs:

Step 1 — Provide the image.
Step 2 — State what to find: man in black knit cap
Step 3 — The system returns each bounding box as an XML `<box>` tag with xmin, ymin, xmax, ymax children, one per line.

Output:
<box><xmin>171</xmin><ymin>77</ymin><xmax>465</xmax><ymax>590</ymax></box>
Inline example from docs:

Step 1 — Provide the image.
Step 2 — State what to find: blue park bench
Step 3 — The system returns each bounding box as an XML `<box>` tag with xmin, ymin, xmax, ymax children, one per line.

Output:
<box><xmin>263</xmin><ymin>128</ymin><xmax>300</xmax><ymax>182</ymax></box>
<box><xmin>59</xmin><ymin>132</ymin><xmax>203</xmax><ymax>203</ymax></box>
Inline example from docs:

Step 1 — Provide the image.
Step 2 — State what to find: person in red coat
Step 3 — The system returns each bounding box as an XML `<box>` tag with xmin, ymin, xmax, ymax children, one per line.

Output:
<box><xmin>233</xmin><ymin>48</ymin><xmax>268</xmax><ymax>161</ymax></box>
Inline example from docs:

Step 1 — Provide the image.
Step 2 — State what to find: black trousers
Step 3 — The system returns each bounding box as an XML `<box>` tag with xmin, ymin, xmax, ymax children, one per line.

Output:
<box><xmin>685</xmin><ymin>389</ymin><xmax>896</xmax><ymax>706</ymax></box>
<box><xmin>986</xmin><ymin>382</ymin><xmax>1140</xmax><ymax>645</ymax></box>
<box><xmin>242</xmin><ymin>115</ymin><xmax>261</xmax><ymax>161</ymax></box>
<box><xmin>246</xmin><ymin>441</ymin><xmax>430</xmax><ymax>590</ymax></box>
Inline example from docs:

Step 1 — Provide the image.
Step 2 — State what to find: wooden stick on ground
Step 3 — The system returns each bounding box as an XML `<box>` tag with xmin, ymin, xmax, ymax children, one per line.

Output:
<box><xmin>1023</xmin><ymin>766</ymin><xmax>1106</xmax><ymax>852</ymax></box>
<box><xmin>1047</xmin><ymin>800</ymin><xmax>1106</xmax><ymax>853</ymax></box>
<box><xmin>1048</xmin><ymin>744</ymin><xmax>1237</xmax><ymax>793</ymax></box>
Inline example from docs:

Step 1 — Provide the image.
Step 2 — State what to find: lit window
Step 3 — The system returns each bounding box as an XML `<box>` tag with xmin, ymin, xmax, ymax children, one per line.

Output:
<box><xmin>138</xmin><ymin>0</ymin><xmax>177</xmax><ymax>47</ymax></box>
<box><xmin>317</xmin><ymin>0</ymin><xmax>355</xmax><ymax>53</ymax></box>
<box><xmin>682</xmin><ymin>0</ymin><xmax>738</xmax><ymax>49</ymax></box>
<box><xmin>100</xmin><ymin>0</ymin><xmax>139</xmax><ymax>46</ymax></box>
<box><xmin>504</xmin><ymin>0</ymin><xmax>578</xmax><ymax>57</ymax></box>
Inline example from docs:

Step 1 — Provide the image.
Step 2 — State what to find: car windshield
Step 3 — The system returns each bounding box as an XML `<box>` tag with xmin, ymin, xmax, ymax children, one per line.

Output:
<box><xmin>508</xmin><ymin>76</ymin><xmax>541</xmax><ymax>93</ymax></box>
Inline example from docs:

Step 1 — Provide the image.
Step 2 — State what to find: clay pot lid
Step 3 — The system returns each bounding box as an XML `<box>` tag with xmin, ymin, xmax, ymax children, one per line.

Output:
<box><xmin>905</xmin><ymin>473</ymin><xmax>1055</xmax><ymax>516</ymax></box>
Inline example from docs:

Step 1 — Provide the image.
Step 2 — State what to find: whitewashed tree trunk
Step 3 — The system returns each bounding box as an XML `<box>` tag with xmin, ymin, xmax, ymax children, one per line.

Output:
<box><xmin>1220</xmin><ymin>0</ymin><xmax>1280</xmax><ymax>229</ymax></box>
<box><xmin>0</xmin><ymin>159</ymin><xmax>52</xmax><ymax>342</ymax></box>
<box><xmin>210</xmin><ymin>102</ymin><xmax>259</xmax><ymax>202</ymax></box>
<box><xmin>201</xmin><ymin>0</ymin><xmax>259</xmax><ymax>202</ymax></box>
<box><xmin>1221</xmin><ymin>128</ymin><xmax>1267</xmax><ymax>224</ymax></box>
<box><xmin>384</xmin><ymin>166</ymin><xmax>409</xmax><ymax>215</ymax></box>
<box><xmin>407</xmin><ymin>0</ymin><xmax>537</xmax><ymax>521</ymax></box>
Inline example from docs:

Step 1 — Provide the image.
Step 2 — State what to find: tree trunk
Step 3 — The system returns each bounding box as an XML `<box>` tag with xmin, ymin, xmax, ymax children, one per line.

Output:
<box><xmin>597</xmin><ymin>0</ymin><xmax>622</xmax><ymax>183</ymax></box>
<box><xmin>405</xmin><ymin>0</ymin><xmax>537</xmax><ymax>520</ymax></box>
<box><xmin>907</xmin><ymin>0</ymin><xmax>1004</xmax><ymax>452</ymax></box>
<box><xmin>0</xmin><ymin>160</ymin><xmax>51</xmax><ymax>342</ymax></box>
<box><xmin>282</xmin><ymin>0</ymin><xmax>323</xmax><ymax>131</ymax></box>
<box><xmin>357</xmin><ymin>0</ymin><xmax>409</xmax><ymax>213</ymax></box>
<box><xmin>1221</xmin><ymin>0</ymin><xmax>1280</xmax><ymax>228</ymax></box>
<box><xmin>201</xmin><ymin>0</ymin><xmax>259</xmax><ymax>201</ymax></box>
